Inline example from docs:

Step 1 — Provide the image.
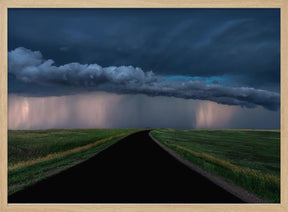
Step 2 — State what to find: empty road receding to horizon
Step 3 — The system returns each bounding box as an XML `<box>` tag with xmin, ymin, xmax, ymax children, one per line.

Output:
<box><xmin>9</xmin><ymin>130</ymin><xmax>244</xmax><ymax>203</ymax></box>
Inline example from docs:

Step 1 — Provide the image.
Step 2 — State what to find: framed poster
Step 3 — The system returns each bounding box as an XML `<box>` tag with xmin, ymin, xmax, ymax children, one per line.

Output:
<box><xmin>0</xmin><ymin>0</ymin><xmax>287</xmax><ymax>211</ymax></box>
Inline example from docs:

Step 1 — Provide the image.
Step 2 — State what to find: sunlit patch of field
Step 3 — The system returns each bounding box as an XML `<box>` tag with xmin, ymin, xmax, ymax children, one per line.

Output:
<box><xmin>150</xmin><ymin>129</ymin><xmax>280</xmax><ymax>203</ymax></box>
<box><xmin>8</xmin><ymin>129</ymin><xmax>141</xmax><ymax>195</ymax></box>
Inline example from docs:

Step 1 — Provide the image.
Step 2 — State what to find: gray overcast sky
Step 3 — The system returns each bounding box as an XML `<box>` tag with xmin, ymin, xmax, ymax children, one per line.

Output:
<box><xmin>8</xmin><ymin>9</ymin><xmax>280</xmax><ymax>130</ymax></box>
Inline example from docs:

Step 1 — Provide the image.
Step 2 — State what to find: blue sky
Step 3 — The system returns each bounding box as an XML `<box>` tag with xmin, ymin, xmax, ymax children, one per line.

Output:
<box><xmin>8</xmin><ymin>9</ymin><xmax>280</xmax><ymax>129</ymax></box>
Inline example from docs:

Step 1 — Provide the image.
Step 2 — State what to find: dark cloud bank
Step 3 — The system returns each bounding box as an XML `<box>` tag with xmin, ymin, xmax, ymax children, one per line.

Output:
<box><xmin>9</xmin><ymin>47</ymin><xmax>280</xmax><ymax>111</ymax></box>
<box><xmin>8</xmin><ymin>9</ymin><xmax>280</xmax><ymax>90</ymax></box>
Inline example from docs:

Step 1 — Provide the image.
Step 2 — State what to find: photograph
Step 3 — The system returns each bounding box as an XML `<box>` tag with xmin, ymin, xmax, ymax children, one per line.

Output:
<box><xmin>6</xmin><ymin>8</ymin><xmax>280</xmax><ymax>204</ymax></box>
<box><xmin>0</xmin><ymin>1</ymin><xmax>287</xmax><ymax>211</ymax></box>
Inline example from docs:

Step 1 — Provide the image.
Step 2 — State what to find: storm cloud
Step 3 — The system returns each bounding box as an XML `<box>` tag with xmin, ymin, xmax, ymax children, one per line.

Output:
<box><xmin>9</xmin><ymin>47</ymin><xmax>280</xmax><ymax>111</ymax></box>
<box><xmin>9</xmin><ymin>9</ymin><xmax>280</xmax><ymax>91</ymax></box>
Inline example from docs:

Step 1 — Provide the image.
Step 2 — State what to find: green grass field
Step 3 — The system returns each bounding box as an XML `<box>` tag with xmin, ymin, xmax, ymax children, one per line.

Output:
<box><xmin>8</xmin><ymin>128</ymin><xmax>140</xmax><ymax>195</ymax></box>
<box><xmin>150</xmin><ymin>129</ymin><xmax>280</xmax><ymax>203</ymax></box>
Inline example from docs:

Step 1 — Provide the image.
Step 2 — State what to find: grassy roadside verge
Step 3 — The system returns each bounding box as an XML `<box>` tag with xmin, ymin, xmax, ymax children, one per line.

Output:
<box><xmin>150</xmin><ymin>129</ymin><xmax>280</xmax><ymax>203</ymax></box>
<box><xmin>8</xmin><ymin>129</ymin><xmax>140</xmax><ymax>195</ymax></box>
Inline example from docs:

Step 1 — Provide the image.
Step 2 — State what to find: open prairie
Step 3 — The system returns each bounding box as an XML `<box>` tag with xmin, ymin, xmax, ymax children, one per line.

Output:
<box><xmin>150</xmin><ymin>129</ymin><xmax>280</xmax><ymax>203</ymax></box>
<box><xmin>8</xmin><ymin>128</ymin><xmax>140</xmax><ymax>195</ymax></box>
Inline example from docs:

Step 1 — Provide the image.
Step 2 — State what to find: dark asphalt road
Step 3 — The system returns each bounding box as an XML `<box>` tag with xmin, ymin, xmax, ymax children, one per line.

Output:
<box><xmin>9</xmin><ymin>130</ymin><xmax>244</xmax><ymax>203</ymax></box>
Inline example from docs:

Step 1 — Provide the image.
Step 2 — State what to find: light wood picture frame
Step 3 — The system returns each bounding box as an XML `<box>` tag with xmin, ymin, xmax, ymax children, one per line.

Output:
<box><xmin>0</xmin><ymin>0</ymin><xmax>287</xmax><ymax>211</ymax></box>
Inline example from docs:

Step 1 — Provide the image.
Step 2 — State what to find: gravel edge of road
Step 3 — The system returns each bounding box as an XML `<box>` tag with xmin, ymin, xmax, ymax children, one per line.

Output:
<box><xmin>148</xmin><ymin>131</ymin><xmax>267</xmax><ymax>204</ymax></box>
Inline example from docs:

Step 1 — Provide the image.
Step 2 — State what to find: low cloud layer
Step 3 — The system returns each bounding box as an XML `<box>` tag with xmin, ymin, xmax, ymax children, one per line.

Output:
<box><xmin>9</xmin><ymin>9</ymin><xmax>280</xmax><ymax>90</ymax></box>
<box><xmin>8</xmin><ymin>47</ymin><xmax>280</xmax><ymax>111</ymax></box>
